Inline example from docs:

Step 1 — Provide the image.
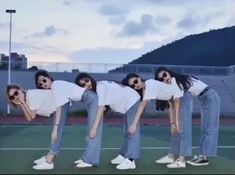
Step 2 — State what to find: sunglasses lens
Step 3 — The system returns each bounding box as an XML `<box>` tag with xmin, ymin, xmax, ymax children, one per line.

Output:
<box><xmin>9</xmin><ymin>91</ymin><xmax>18</xmax><ymax>100</ymax></box>
<box><xmin>14</xmin><ymin>91</ymin><xmax>18</xmax><ymax>96</ymax></box>
<box><xmin>80</xmin><ymin>83</ymin><xmax>85</xmax><ymax>87</ymax></box>
<box><xmin>9</xmin><ymin>96</ymin><xmax>14</xmax><ymax>100</ymax></box>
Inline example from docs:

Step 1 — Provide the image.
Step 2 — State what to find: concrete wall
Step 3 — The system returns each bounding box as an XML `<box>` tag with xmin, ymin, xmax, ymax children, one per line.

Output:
<box><xmin>1</xmin><ymin>70</ymin><xmax>235</xmax><ymax>117</ymax></box>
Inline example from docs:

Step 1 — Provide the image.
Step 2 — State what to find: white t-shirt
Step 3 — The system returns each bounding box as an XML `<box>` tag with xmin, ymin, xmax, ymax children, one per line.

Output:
<box><xmin>51</xmin><ymin>80</ymin><xmax>86</xmax><ymax>107</ymax></box>
<box><xmin>97</xmin><ymin>81</ymin><xmax>140</xmax><ymax>114</ymax></box>
<box><xmin>188</xmin><ymin>78</ymin><xmax>208</xmax><ymax>96</ymax></box>
<box><xmin>143</xmin><ymin>78</ymin><xmax>184</xmax><ymax>101</ymax></box>
<box><xmin>26</xmin><ymin>89</ymin><xmax>56</xmax><ymax>117</ymax></box>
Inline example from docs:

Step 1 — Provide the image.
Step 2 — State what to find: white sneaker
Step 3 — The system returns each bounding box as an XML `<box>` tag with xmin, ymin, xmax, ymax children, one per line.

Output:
<box><xmin>167</xmin><ymin>159</ymin><xmax>186</xmax><ymax>168</ymax></box>
<box><xmin>111</xmin><ymin>154</ymin><xmax>125</xmax><ymax>165</ymax></box>
<box><xmin>32</xmin><ymin>161</ymin><xmax>54</xmax><ymax>170</ymax></box>
<box><xmin>74</xmin><ymin>159</ymin><xmax>82</xmax><ymax>164</ymax></box>
<box><xmin>34</xmin><ymin>156</ymin><xmax>46</xmax><ymax>164</ymax></box>
<box><xmin>155</xmin><ymin>155</ymin><xmax>174</xmax><ymax>164</ymax></box>
<box><xmin>116</xmin><ymin>158</ymin><xmax>136</xmax><ymax>170</ymax></box>
<box><xmin>75</xmin><ymin>160</ymin><xmax>93</xmax><ymax>168</ymax></box>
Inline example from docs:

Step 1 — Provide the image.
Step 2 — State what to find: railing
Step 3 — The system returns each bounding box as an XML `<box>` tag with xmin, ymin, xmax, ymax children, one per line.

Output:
<box><xmin>0</xmin><ymin>60</ymin><xmax>235</xmax><ymax>75</ymax></box>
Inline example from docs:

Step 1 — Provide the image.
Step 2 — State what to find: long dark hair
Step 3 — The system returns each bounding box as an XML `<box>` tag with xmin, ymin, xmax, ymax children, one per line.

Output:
<box><xmin>155</xmin><ymin>66</ymin><xmax>194</xmax><ymax>90</ymax></box>
<box><xmin>154</xmin><ymin>66</ymin><xmax>195</xmax><ymax>111</ymax></box>
<box><xmin>75</xmin><ymin>73</ymin><xmax>112</xmax><ymax>112</ymax></box>
<box><xmin>74</xmin><ymin>73</ymin><xmax>97</xmax><ymax>92</ymax></box>
<box><xmin>121</xmin><ymin>73</ymin><xmax>144</xmax><ymax>100</ymax></box>
<box><xmin>34</xmin><ymin>70</ymin><xmax>54</xmax><ymax>89</ymax></box>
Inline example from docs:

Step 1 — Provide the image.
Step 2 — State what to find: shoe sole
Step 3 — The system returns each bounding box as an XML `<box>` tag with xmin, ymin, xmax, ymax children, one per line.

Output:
<box><xmin>187</xmin><ymin>161</ymin><xmax>209</xmax><ymax>166</ymax></box>
<box><xmin>32</xmin><ymin>167</ymin><xmax>54</xmax><ymax>170</ymax></box>
<box><xmin>111</xmin><ymin>162</ymin><xmax>122</xmax><ymax>165</ymax></box>
<box><xmin>167</xmin><ymin>166</ymin><xmax>186</xmax><ymax>168</ymax></box>
<box><xmin>116</xmin><ymin>167</ymin><xmax>136</xmax><ymax>170</ymax></box>
<box><xmin>155</xmin><ymin>161</ymin><xmax>174</xmax><ymax>164</ymax></box>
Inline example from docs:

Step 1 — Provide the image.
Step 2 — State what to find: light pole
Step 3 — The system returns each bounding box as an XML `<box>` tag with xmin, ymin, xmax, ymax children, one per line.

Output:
<box><xmin>6</xmin><ymin>9</ymin><xmax>16</xmax><ymax>114</ymax></box>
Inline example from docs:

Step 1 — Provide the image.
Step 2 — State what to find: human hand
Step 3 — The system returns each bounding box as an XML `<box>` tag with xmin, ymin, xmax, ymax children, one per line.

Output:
<box><xmin>175</xmin><ymin>122</ymin><xmax>181</xmax><ymax>133</ymax></box>
<box><xmin>89</xmin><ymin>127</ymin><xmax>97</xmax><ymax>139</ymax></box>
<box><xmin>170</xmin><ymin>123</ymin><xmax>177</xmax><ymax>135</ymax></box>
<box><xmin>128</xmin><ymin>123</ymin><xmax>137</xmax><ymax>135</ymax></box>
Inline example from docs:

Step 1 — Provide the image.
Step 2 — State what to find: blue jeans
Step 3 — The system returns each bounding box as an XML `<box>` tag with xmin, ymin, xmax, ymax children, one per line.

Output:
<box><xmin>198</xmin><ymin>88</ymin><xmax>220</xmax><ymax>156</ymax></box>
<box><xmin>119</xmin><ymin>100</ymin><xmax>141</xmax><ymax>159</ymax></box>
<box><xmin>169</xmin><ymin>92</ymin><xmax>193</xmax><ymax>157</ymax></box>
<box><xmin>80</xmin><ymin>90</ymin><xmax>103</xmax><ymax>165</ymax></box>
<box><xmin>49</xmin><ymin>102</ymin><xmax>70</xmax><ymax>156</ymax></box>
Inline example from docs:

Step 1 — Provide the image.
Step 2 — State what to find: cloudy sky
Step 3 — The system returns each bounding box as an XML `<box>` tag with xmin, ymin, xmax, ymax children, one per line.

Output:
<box><xmin>0</xmin><ymin>0</ymin><xmax>235</xmax><ymax>64</ymax></box>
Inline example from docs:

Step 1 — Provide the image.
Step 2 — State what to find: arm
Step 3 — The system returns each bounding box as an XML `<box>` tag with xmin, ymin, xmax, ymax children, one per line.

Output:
<box><xmin>90</xmin><ymin>105</ymin><xmax>105</xmax><ymax>138</ymax></box>
<box><xmin>128</xmin><ymin>100</ymin><xmax>148</xmax><ymax>134</ymax></box>
<box><xmin>168</xmin><ymin>101</ymin><xmax>175</xmax><ymax>124</ymax></box>
<box><xmin>168</xmin><ymin>100</ymin><xmax>177</xmax><ymax>134</ymax></box>
<box><xmin>19</xmin><ymin>102</ymin><xmax>36</xmax><ymax>121</ymax></box>
<box><xmin>51</xmin><ymin>106</ymin><xmax>62</xmax><ymax>143</ymax></box>
<box><xmin>173</xmin><ymin>98</ymin><xmax>181</xmax><ymax>133</ymax></box>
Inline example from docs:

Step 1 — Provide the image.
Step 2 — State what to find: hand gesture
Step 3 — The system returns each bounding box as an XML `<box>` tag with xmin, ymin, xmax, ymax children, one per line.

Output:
<box><xmin>18</xmin><ymin>91</ymin><xmax>25</xmax><ymax>104</ymax></box>
<box><xmin>170</xmin><ymin>123</ymin><xmax>177</xmax><ymax>135</ymax></box>
<box><xmin>89</xmin><ymin>127</ymin><xmax>97</xmax><ymax>139</ymax></box>
<box><xmin>175</xmin><ymin>122</ymin><xmax>181</xmax><ymax>133</ymax></box>
<box><xmin>12</xmin><ymin>99</ymin><xmax>22</xmax><ymax>105</ymax></box>
<box><xmin>128</xmin><ymin>123</ymin><xmax>137</xmax><ymax>135</ymax></box>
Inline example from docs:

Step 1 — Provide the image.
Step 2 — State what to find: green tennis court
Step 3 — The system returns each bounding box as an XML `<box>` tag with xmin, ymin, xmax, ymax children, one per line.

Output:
<box><xmin>0</xmin><ymin>124</ymin><xmax>234</xmax><ymax>174</ymax></box>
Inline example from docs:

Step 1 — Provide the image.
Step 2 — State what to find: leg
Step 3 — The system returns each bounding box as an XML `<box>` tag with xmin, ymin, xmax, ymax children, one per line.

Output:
<box><xmin>199</xmin><ymin>89</ymin><xmax>220</xmax><ymax>157</ymax></box>
<box><xmin>33</xmin><ymin>103</ymin><xmax>69</xmax><ymax>170</ymax></box>
<box><xmin>80</xmin><ymin>90</ymin><xmax>103</xmax><ymax>165</ymax></box>
<box><xmin>179</xmin><ymin>92</ymin><xmax>193</xmax><ymax>158</ymax></box>
<box><xmin>48</xmin><ymin>102</ymin><xmax>70</xmax><ymax>157</ymax></box>
<box><xmin>123</xmin><ymin>100</ymin><xmax>141</xmax><ymax>160</ymax></box>
<box><xmin>167</xmin><ymin>92</ymin><xmax>193</xmax><ymax>169</ymax></box>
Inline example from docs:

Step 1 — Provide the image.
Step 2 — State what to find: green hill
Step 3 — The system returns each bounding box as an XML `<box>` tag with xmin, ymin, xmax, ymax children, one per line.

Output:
<box><xmin>129</xmin><ymin>26</ymin><xmax>235</xmax><ymax>67</ymax></box>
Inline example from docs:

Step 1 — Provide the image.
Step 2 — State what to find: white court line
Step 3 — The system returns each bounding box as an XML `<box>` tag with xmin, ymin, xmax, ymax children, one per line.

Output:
<box><xmin>0</xmin><ymin>146</ymin><xmax>235</xmax><ymax>151</ymax></box>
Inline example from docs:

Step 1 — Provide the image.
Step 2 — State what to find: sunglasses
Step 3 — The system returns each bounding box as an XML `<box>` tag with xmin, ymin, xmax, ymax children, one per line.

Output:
<box><xmin>159</xmin><ymin>72</ymin><xmax>167</xmax><ymax>81</ymax></box>
<box><xmin>38</xmin><ymin>79</ymin><xmax>47</xmax><ymax>87</ymax></box>
<box><xmin>130</xmin><ymin>79</ymin><xmax>138</xmax><ymax>88</ymax></box>
<box><xmin>79</xmin><ymin>78</ymin><xmax>90</xmax><ymax>87</ymax></box>
<box><xmin>9</xmin><ymin>90</ymin><xmax>18</xmax><ymax>100</ymax></box>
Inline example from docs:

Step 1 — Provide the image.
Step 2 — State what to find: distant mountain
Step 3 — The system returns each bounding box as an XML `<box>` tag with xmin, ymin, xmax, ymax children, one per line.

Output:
<box><xmin>119</xmin><ymin>26</ymin><xmax>235</xmax><ymax>69</ymax></box>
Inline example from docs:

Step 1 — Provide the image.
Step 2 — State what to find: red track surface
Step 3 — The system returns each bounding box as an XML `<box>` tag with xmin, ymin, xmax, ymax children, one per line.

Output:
<box><xmin>0</xmin><ymin>116</ymin><xmax>234</xmax><ymax>126</ymax></box>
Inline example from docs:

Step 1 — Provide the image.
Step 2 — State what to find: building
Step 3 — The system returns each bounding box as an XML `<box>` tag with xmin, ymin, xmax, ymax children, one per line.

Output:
<box><xmin>0</xmin><ymin>52</ymin><xmax>27</xmax><ymax>70</ymax></box>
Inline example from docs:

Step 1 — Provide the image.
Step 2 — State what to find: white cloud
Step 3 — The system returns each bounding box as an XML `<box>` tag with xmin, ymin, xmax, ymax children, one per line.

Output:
<box><xmin>0</xmin><ymin>0</ymin><xmax>234</xmax><ymax>64</ymax></box>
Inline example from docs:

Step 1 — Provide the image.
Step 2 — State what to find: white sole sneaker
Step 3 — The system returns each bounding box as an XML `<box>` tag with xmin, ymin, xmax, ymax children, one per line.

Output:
<box><xmin>74</xmin><ymin>159</ymin><xmax>82</xmax><ymax>164</ymax></box>
<box><xmin>155</xmin><ymin>155</ymin><xmax>174</xmax><ymax>164</ymax></box>
<box><xmin>116</xmin><ymin>158</ymin><xmax>136</xmax><ymax>170</ymax></box>
<box><xmin>75</xmin><ymin>160</ymin><xmax>93</xmax><ymax>168</ymax></box>
<box><xmin>111</xmin><ymin>154</ymin><xmax>125</xmax><ymax>165</ymax></box>
<box><xmin>32</xmin><ymin>162</ymin><xmax>54</xmax><ymax>170</ymax></box>
<box><xmin>167</xmin><ymin>160</ymin><xmax>186</xmax><ymax>168</ymax></box>
<box><xmin>34</xmin><ymin>156</ymin><xmax>46</xmax><ymax>164</ymax></box>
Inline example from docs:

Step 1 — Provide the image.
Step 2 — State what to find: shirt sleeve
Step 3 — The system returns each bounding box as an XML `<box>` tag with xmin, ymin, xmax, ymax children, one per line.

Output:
<box><xmin>97</xmin><ymin>83</ymin><xmax>109</xmax><ymax>106</ymax></box>
<box><xmin>26</xmin><ymin>91</ymin><xmax>40</xmax><ymax>110</ymax></box>
<box><xmin>143</xmin><ymin>80</ymin><xmax>155</xmax><ymax>100</ymax></box>
<box><xmin>171</xmin><ymin>77</ymin><xmax>184</xmax><ymax>99</ymax></box>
